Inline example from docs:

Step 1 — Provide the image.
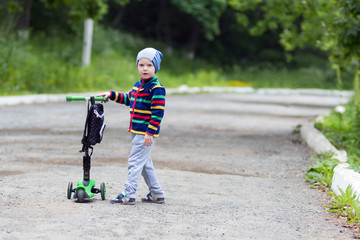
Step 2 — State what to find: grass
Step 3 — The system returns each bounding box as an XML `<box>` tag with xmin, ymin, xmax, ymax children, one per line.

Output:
<box><xmin>311</xmin><ymin>100</ymin><xmax>360</xmax><ymax>227</ymax></box>
<box><xmin>0</xmin><ymin>23</ymin><xmax>349</xmax><ymax>96</ymax></box>
<box><xmin>328</xmin><ymin>186</ymin><xmax>360</xmax><ymax>226</ymax></box>
<box><xmin>314</xmin><ymin>101</ymin><xmax>360</xmax><ymax>173</ymax></box>
<box><xmin>306</xmin><ymin>151</ymin><xmax>340</xmax><ymax>189</ymax></box>
<box><xmin>306</xmin><ymin>150</ymin><xmax>360</xmax><ymax>227</ymax></box>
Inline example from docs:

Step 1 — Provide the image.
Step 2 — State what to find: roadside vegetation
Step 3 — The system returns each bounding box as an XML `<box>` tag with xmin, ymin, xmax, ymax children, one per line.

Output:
<box><xmin>306</xmin><ymin>151</ymin><xmax>340</xmax><ymax>189</ymax></box>
<box><xmin>0</xmin><ymin>24</ymin><xmax>344</xmax><ymax>96</ymax></box>
<box><xmin>315</xmin><ymin>101</ymin><xmax>360</xmax><ymax>173</ymax></box>
<box><xmin>328</xmin><ymin>186</ymin><xmax>360</xmax><ymax>227</ymax></box>
<box><xmin>306</xmin><ymin>151</ymin><xmax>360</xmax><ymax>227</ymax></box>
<box><xmin>2</xmin><ymin>0</ymin><xmax>359</xmax><ymax>96</ymax></box>
<box><xmin>307</xmin><ymin>105</ymin><xmax>360</xmax><ymax>228</ymax></box>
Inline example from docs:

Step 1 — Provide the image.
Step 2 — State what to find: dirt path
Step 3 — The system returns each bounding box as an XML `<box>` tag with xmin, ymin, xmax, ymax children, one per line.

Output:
<box><xmin>0</xmin><ymin>93</ymin><xmax>356</xmax><ymax>239</ymax></box>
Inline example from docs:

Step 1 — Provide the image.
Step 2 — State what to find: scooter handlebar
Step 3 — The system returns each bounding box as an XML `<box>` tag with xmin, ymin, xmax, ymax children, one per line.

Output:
<box><xmin>66</xmin><ymin>96</ymin><xmax>109</xmax><ymax>102</ymax></box>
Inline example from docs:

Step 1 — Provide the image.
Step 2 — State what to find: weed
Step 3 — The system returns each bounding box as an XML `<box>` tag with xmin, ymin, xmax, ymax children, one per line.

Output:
<box><xmin>306</xmin><ymin>151</ymin><xmax>340</xmax><ymax>189</ymax></box>
<box><xmin>328</xmin><ymin>186</ymin><xmax>360</xmax><ymax>225</ymax></box>
<box><xmin>315</xmin><ymin>101</ymin><xmax>360</xmax><ymax>173</ymax></box>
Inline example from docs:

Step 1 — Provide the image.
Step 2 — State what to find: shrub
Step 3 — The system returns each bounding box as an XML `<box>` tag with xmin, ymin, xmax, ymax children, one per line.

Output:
<box><xmin>306</xmin><ymin>151</ymin><xmax>340</xmax><ymax>189</ymax></box>
<box><xmin>328</xmin><ymin>186</ymin><xmax>360</xmax><ymax>225</ymax></box>
<box><xmin>315</xmin><ymin>101</ymin><xmax>360</xmax><ymax>172</ymax></box>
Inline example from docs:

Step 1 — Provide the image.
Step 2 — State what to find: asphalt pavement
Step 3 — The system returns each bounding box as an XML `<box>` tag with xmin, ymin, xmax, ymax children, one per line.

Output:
<box><xmin>0</xmin><ymin>86</ymin><xmax>357</xmax><ymax>239</ymax></box>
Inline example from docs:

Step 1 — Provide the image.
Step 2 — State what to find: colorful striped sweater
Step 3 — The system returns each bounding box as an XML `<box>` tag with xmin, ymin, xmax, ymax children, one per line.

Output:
<box><xmin>109</xmin><ymin>76</ymin><xmax>165</xmax><ymax>137</ymax></box>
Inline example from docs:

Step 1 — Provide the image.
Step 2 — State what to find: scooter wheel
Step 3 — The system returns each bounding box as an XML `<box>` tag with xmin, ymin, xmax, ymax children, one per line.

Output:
<box><xmin>77</xmin><ymin>189</ymin><xmax>85</xmax><ymax>203</ymax></box>
<box><xmin>100</xmin><ymin>182</ymin><xmax>106</xmax><ymax>200</ymax></box>
<box><xmin>67</xmin><ymin>182</ymin><xmax>73</xmax><ymax>199</ymax></box>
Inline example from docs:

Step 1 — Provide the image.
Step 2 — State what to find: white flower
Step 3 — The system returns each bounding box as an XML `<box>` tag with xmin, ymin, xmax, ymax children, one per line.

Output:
<box><xmin>315</xmin><ymin>115</ymin><xmax>324</xmax><ymax>124</ymax></box>
<box><xmin>335</xmin><ymin>105</ymin><xmax>345</xmax><ymax>114</ymax></box>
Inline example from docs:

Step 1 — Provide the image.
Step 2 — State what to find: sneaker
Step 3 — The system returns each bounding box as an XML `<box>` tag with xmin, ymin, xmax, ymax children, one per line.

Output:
<box><xmin>110</xmin><ymin>192</ymin><xmax>136</xmax><ymax>205</ymax></box>
<box><xmin>141</xmin><ymin>192</ymin><xmax>165</xmax><ymax>204</ymax></box>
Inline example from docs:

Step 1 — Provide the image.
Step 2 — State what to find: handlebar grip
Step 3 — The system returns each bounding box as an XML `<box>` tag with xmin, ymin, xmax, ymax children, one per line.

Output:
<box><xmin>66</xmin><ymin>96</ymin><xmax>109</xmax><ymax>102</ymax></box>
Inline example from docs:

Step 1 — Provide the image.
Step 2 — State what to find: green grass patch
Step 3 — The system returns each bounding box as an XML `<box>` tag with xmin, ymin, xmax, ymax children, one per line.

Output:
<box><xmin>306</xmin><ymin>151</ymin><xmax>340</xmax><ymax>189</ymax></box>
<box><xmin>0</xmin><ymin>24</ymin><xmax>348</xmax><ymax>96</ymax></box>
<box><xmin>305</xmin><ymin>150</ymin><xmax>360</xmax><ymax>226</ymax></box>
<box><xmin>224</xmin><ymin>65</ymin><xmax>345</xmax><ymax>89</ymax></box>
<box><xmin>328</xmin><ymin>186</ymin><xmax>360</xmax><ymax>226</ymax></box>
<box><xmin>315</xmin><ymin>101</ymin><xmax>360</xmax><ymax>172</ymax></box>
<box><xmin>305</xmin><ymin>129</ymin><xmax>360</xmax><ymax>227</ymax></box>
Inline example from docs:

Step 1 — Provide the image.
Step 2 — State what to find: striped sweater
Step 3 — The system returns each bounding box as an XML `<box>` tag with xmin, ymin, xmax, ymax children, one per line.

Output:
<box><xmin>109</xmin><ymin>76</ymin><xmax>165</xmax><ymax>137</ymax></box>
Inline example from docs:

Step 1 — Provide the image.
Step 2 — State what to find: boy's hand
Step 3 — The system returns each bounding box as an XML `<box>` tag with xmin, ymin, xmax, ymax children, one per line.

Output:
<box><xmin>96</xmin><ymin>92</ymin><xmax>111</xmax><ymax>101</ymax></box>
<box><xmin>144</xmin><ymin>133</ymin><xmax>153</xmax><ymax>147</ymax></box>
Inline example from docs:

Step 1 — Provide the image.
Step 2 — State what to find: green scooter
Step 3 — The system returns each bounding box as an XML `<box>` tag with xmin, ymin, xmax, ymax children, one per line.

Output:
<box><xmin>66</xmin><ymin>96</ymin><xmax>107</xmax><ymax>203</ymax></box>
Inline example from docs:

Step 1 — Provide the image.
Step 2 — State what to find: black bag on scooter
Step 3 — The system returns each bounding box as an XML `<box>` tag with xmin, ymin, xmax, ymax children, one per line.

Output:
<box><xmin>81</xmin><ymin>97</ymin><xmax>106</xmax><ymax>148</ymax></box>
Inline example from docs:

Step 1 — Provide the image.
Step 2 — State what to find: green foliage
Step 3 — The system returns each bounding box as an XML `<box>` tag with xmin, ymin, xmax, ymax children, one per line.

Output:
<box><xmin>225</xmin><ymin>65</ymin><xmax>344</xmax><ymax>89</ymax></box>
<box><xmin>0</xmin><ymin>24</ymin><xmax>231</xmax><ymax>95</ymax></box>
<box><xmin>315</xmin><ymin>101</ymin><xmax>360</xmax><ymax>172</ymax></box>
<box><xmin>113</xmin><ymin>0</ymin><xmax>131</xmax><ymax>6</ymax></box>
<box><xmin>0</xmin><ymin>22</ymin><xmax>351</xmax><ymax>96</ymax></box>
<box><xmin>0</xmin><ymin>0</ymin><xmax>23</xmax><ymax>14</ymax></box>
<box><xmin>42</xmin><ymin>0</ymin><xmax>108</xmax><ymax>21</ymax></box>
<box><xmin>306</xmin><ymin>151</ymin><xmax>340</xmax><ymax>189</ymax></box>
<box><xmin>328</xmin><ymin>186</ymin><xmax>360</xmax><ymax>225</ymax></box>
<box><xmin>2</xmin><ymin>0</ymin><xmax>344</xmax><ymax>70</ymax></box>
<box><xmin>0</xmin><ymin>0</ymin><xmax>23</xmax><ymax>35</ymax></box>
<box><xmin>229</xmin><ymin>0</ymin><xmax>360</xmax><ymax>67</ymax></box>
<box><xmin>227</xmin><ymin>0</ymin><xmax>360</xmax><ymax>100</ymax></box>
<box><xmin>171</xmin><ymin>0</ymin><xmax>227</xmax><ymax>40</ymax></box>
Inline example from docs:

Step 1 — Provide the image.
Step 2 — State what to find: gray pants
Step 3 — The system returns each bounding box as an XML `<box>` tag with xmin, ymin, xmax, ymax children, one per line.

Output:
<box><xmin>124</xmin><ymin>134</ymin><xmax>164</xmax><ymax>199</ymax></box>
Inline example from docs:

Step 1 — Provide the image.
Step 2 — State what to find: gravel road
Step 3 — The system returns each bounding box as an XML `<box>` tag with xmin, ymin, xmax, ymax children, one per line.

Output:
<box><xmin>0</xmin><ymin>92</ymin><xmax>357</xmax><ymax>239</ymax></box>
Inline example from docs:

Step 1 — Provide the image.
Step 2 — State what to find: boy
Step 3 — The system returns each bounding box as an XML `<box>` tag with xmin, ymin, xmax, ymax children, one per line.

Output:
<box><xmin>99</xmin><ymin>47</ymin><xmax>165</xmax><ymax>204</ymax></box>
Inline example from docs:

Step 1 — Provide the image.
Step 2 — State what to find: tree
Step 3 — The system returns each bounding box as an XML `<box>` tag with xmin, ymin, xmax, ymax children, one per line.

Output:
<box><xmin>111</xmin><ymin>0</ymin><xmax>131</xmax><ymax>29</ymax></box>
<box><xmin>0</xmin><ymin>0</ymin><xmax>31</xmax><ymax>36</ymax></box>
<box><xmin>17</xmin><ymin>0</ymin><xmax>33</xmax><ymax>38</ymax></box>
<box><xmin>42</xmin><ymin>0</ymin><xmax>108</xmax><ymax>66</ymax></box>
<box><xmin>1</xmin><ymin>0</ymin><xmax>109</xmax><ymax>32</ymax></box>
<box><xmin>229</xmin><ymin>0</ymin><xmax>360</xmax><ymax>101</ymax></box>
<box><xmin>106</xmin><ymin>0</ymin><xmax>227</xmax><ymax>59</ymax></box>
<box><xmin>171</xmin><ymin>0</ymin><xmax>227</xmax><ymax>58</ymax></box>
<box><xmin>42</xmin><ymin>0</ymin><xmax>108</xmax><ymax>21</ymax></box>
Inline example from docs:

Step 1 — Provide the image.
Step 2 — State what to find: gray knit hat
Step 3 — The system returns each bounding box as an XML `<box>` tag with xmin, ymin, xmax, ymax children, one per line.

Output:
<box><xmin>136</xmin><ymin>47</ymin><xmax>163</xmax><ymax>73</ymax></box>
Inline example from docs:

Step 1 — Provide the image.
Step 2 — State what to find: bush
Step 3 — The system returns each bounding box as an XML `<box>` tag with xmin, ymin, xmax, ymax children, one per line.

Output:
<box><xmin>306</xmin><ymin>151</ymin><xmax>340</xmax><ymax>189</ymax></box>
<box><xmin>315</xmin><ymin>100</ymin><xmax>360</xmax><ymax>172</ymax></box>
<box><xmin>328</xmin><ymin>186</ymin><xmax>360</xmax><ymax>226</ymax></box>
<box><xmin>0</xmin><ymin>23</ymin><xmax>348</xmax><ymax>95</ymax></box>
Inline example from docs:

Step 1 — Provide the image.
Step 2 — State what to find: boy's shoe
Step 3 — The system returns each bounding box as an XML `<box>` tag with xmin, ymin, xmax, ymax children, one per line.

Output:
<box><xmin>110</xmin><ymin>192</ymin><xmax>136</xmax><ymax>205</ymax></box>
<box><xmin>141</xmin><ymin>192</ymin><xmax>165</xmax><ymax>204</ymax></box>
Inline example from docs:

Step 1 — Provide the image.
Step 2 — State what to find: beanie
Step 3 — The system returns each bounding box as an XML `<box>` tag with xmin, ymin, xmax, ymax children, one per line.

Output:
<box><xmin>136</xmin><ymin>47</ymin><xmax>163</xmax><ymax>73</ymax></box>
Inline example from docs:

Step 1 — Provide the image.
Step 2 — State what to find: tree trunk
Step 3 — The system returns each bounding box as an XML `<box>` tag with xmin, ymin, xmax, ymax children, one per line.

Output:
<box><xmin>156</xmin><ymin>0</ymin><xmax>167</xmax><ymax>41</ymax></box>
<box><xmin>354</xmin><ymin>69</ymin><xmax>360</xmax><ymax>105</ymax></box>
<box><xmin>156</xmin><ymin>0</ymin><xmax>172</xmax><ymax>54</ymax></box>
<box><xmin>18</xmin><ymin>0</ymin><xmax>33</xmax><ymax>30</ymax></box>
<box><xmin>112</xmin><ymin>7</ymin><xmax>126</xmax><ymax>29</ymax></box>
<box><xmin>187</xmin><ymin>21</ymin><xmax>201</xmax><ymax>59</ymax></box>
<box><xmin>17</xmin><ymin>0</ymin><xmax>33</xmax><ymax>40</ymax></box>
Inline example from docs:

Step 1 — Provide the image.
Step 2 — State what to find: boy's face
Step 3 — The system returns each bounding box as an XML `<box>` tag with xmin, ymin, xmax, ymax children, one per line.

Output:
<box><xmin>137</xmin><ymin>58</ymin><xmax>155</xmax><ymax>80</ymax></box>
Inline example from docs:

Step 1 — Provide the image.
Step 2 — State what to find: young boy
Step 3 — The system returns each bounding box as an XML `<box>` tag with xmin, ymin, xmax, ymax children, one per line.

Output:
<box><xmin>99</xmin><ymin>47</ymin><xmax>165</xmax><ymax>205</ymax></box>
